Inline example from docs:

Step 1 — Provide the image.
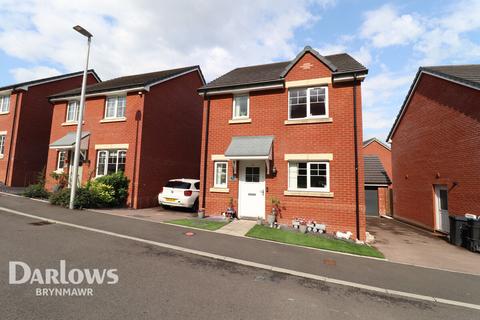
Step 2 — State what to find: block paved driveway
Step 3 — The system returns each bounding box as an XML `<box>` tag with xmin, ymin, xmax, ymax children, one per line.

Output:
<box><xmin>367</xmin><ymin>217</ymin><xmax>480</xmax><ymax>275</ymax></box>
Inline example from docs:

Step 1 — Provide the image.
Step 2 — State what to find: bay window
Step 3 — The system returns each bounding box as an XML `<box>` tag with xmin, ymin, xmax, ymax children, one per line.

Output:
<box><xmin>288</xmin><ymin>87</ymin><xmax>328</xmax><ymax>119</ymax></box>
<box><xmin>288</xmin><ymin>161</ymin><xmax>329</xmax><ymax>192</ymax></box>
<box><xmin>105</xmin><ymin>96</ymin><xmax>126</xmax><ymax>119</ymax></box>
<box><xmin>96</xmin><ymin>150</ymin><xmax>126</xmax><ymax>176</ymax></box>
<box><xmin>214</xmin><ymin>161</ymin><xmax>228</xmax><ymax>188</ymax></box>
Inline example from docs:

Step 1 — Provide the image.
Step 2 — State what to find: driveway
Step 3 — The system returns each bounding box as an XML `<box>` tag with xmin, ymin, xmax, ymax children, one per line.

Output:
<box><xmin>89</xmin><ymin>206</ymin><xmax>195</xmax><ymax>223</ymax></box>
<box><xmin>367</xmin><ymin>217</ymin><xmax>480</xmax><ymax>275</ymax></box>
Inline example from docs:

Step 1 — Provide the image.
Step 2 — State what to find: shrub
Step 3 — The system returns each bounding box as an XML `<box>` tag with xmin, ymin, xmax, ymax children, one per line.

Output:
<box><xmin>49</xmin><ymin>188</ymin><xmax>71</xmax><ymax>207</ymax></box>
<box><xmin>23</xmin><ymin>183</ymin><xmax>50</xmax><ymax>199</ymax></box>
<box><xmin>94</xmin><ymin>172</ymin><xmax>129</xmax><ymax>207</ymax></box>
<box><xmin>49</xmin><ymin>187</ymin><xmax>99</xmax><ymax>209</ymax></box>
<box><xmin>89</xmin><ymin>181</ymin><xmax>116</xmax><ymax>207</ymax></box>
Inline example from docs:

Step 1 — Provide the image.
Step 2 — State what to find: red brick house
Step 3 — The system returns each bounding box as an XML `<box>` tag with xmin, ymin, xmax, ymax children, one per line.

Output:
<box><xmin>387</xmin><ymin>65</ymin><xmax>480</xmax><ymax>233</ymax></box>
<box><xmin>198</xmin><ymin>46</ymin><xmax>368</xmax><ymax>240</ymax></box>
<box><xmin>46</xmin><ymin>66</ymin><xmax>205</xmax><ymax>208</ymax></box>
<box><xmin>363</xmin><ymin>138</ymin><xmax>392</xmax><ymax>216</ymax></box>
<box><xmin>0</xmin><ymin>71</ymin><xmax>100</xmax><ymax>187</ymax></box>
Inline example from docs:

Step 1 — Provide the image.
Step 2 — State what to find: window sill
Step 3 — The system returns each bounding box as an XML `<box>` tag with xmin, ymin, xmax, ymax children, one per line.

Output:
<box><xmin>100</xmin><ymin>117</ymin><xmax>127</xmax><ymax>123</ymax></box>
<box><xmin>284</xmin><ymin>190</ymin><xmax>333</xmax><ymax>198</ymax></box>
<box><xmin>228</xmin><ymin>118</ymin><xmax>251</xmax><ymax>124</ymax></box>
<box><xmin>284</xmin><ymin>117</ymin><xmax>333</xmax><ymax>125</ymax></box>
<box><xmin>61</xmin><ymin>121</ymin><xmax>85</xmax><ymax>126</ymax></box>
<box><xmin>0</xmin><ymin>111</ymin><xmax>10</xmax><ymax>115</ymax></box>
<box><xmin>0</xmin><ymin>155</ymin><xmax>4</xmax><ymax>159</ymax></box>
<box><xmin>210</xmin><ymin>187</ymin><xmax>229</xmax><ymax>193</ymax></box>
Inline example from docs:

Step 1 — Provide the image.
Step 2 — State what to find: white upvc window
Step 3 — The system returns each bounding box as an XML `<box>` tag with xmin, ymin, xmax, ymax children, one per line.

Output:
<box><xmin>0</xmin><ymin>95</ymin><xmax>11</xmax><ymax>113</ymax></box>
<box><xmin>288</xmin><ymin>161</ymin><xmax>330</xmax><ymax>192</ymax></box>
<box><xmin>96</xmin><ymin>150</ymin><xmax>126</xmax><ymax>176</ymax></box>
<box><xmin>66</xmin><ymin>100</ymin><xmax>80</xmax><ymax>122</ymax></box>
<box><xmin>56</xmin><ymin>151</ymin><xmax>66</xmax><ymax>171</ymax></box>
<box><xmin>288</xmin><ymin>87</ymin><xmax>328</xmax><ymax>120</ymax></box>
<box><xmin>232</xmin><ymin>94</ymin><xmax>249</xmax><ymax>119</ymax></box>
<box><xmin>214</xmin><ymin>161</ymin><xmax>228</xmax><ymax>188</ymax></box>
<box><xmin>0</xmin><ymin>135</ymin><xmax>6</xmax><ymax>156</ymax></box>
<box><xmin>105</xmin><ymin>96</ymin><xmax>126</xmax><ymax>119</ymax></box>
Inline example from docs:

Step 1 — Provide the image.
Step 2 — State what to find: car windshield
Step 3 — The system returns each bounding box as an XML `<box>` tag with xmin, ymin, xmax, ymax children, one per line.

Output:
<box><xmin>165</xmin><ymin>181</ymin><xmax>191</xmax><ymax>189</ymax></box>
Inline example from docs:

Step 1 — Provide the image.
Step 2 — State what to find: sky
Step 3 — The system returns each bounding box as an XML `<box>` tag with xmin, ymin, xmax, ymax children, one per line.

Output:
<box><xmin>0</xmin><ymin>0</ymin><xmax>479</xmax><ymax>141</ymax></box>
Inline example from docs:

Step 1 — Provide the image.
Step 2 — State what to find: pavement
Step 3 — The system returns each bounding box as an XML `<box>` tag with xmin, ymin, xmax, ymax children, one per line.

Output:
<box><xmin>3</xmin><ymin>209</ymin><xmax>477</xmax><ymax>319</ymax></box>
<box><xmin>367</xmin><ymin>217</ymin><xmax>480</xmax><ymax>275</ymax></box>
<box><xmin>0</xmin><ymin>194</ymin><xmax>479</xmax><ymax>310</ymax></box>
<box><xmin>216</xmin><ymin>219</ymin><xmax>257</xmax><ymax>236</ymax></box>
<box><xmin>89</xmin><ymin>206</ymin><xmax>196</xmax><ymax>223</ymax></box>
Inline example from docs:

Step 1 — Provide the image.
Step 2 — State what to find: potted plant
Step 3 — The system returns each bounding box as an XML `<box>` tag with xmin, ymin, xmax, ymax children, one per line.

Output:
<box><xmin>225</xmin><ymin>197</ymin><xmax>236</xmax><ymax>221</ymax></box>
<box><xmin>267</xmin><ymin>197</ymin><xmax>280</xmax><ymax>227</ymax></box>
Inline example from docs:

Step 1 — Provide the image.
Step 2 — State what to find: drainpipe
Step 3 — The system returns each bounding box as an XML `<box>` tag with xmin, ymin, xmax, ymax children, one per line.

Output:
<box><xmin>201</xmin><ymin>97</ymin><xmax>211</xmax><ymax>209</ymax></box>
<box><xmin>353</xmin><ymin>73</ymin><xmax>360</xmax><ymax>240</ymax></box>
<box><xmin>5</xmin><ymin>91</ymin><xmax>21</xmax><ymax>186</ymax></box>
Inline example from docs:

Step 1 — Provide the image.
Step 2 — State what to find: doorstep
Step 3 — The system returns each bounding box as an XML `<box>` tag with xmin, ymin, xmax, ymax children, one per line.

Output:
<box><xmin>216</xmin><ymin>219</ymin><xmax>256</xmax><ymax>236</ymax></box>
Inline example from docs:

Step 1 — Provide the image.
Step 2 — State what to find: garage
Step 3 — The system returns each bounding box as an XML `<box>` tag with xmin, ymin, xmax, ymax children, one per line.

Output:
<box><xmin>364</xmin><ymin>155</ymin><xmax>391</xmax><ymax>216</ymax></box>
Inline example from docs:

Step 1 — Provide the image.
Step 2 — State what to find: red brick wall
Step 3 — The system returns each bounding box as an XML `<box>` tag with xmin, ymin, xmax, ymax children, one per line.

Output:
<box><xmin>46</xmin><ymin>70</ymin><xmax>203</xmax><ymax>208</ymax></box>
<box><xmin>137</xmin><ymin>70</ymin><xmax>204</xmax><ymax>208</ymax></box>
<box><xmin>0</xmin><ymin>73</ymin><xmax>98</xmax><ymax>187</ymax></box>
<box><xmin>378</xmin><ymin>186</ymin><xmax>387</xmax><ymax>215</ymax></box>
<box><xmin>363</xmin><ymin>141</ymin><xmax>392</xmax><ymax>183</ymax></box>
<box><xmin>391</xmin><ymin>73</ymin><xmax>480</xmax><ymax>230</ymax></box>
<box><xmin>200</xmin><ymin>52</ymin><xmax>366</xmax><ymax>239</ymax></box>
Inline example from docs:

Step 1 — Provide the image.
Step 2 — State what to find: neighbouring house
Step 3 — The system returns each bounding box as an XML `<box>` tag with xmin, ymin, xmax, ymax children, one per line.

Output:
<box><xmin>363</xmin><ymin>138</ymin><xmax>392</xmax><ymax>216</ymax></box>
<box><xmin>387</xmin><ymin>65</ymin><xmax>480</xmax><ymax>233</ymax></box>
<box><xmin>0</xmin><ymin>71</ymin><xmax>100</xmax><ymax>187</ymax></box>
<box><xmin>46</xmin><ymin>66</ymin><xmax>205</xmax><ymax>208</ymax></box>
<box><xmin>197</xmin><ymin>46</ymin><xmax>368</xmax><ymax>240</ymax></box>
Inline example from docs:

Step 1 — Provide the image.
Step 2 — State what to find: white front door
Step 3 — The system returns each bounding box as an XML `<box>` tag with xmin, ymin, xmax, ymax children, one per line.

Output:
<box><xmin>238</xmin><ymin>160</ymin><xmax>265</xmax><ymax>219</ymax></box>
<box><xmin>435</xmin><ymin>185</ymin><xmax>449</xmax><ymax>233</ymax></box>
<box><xmin>68</xmin><ymin>151</ymin><xmax>84</xmax><ymax>188</ymax></box>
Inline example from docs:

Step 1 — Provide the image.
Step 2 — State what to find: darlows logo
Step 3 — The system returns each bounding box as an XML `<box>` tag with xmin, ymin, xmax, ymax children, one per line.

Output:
<box><xmin>9</xmin><ymin>260</ymin><xmax>119</xmax><ymax>296</ymax></box>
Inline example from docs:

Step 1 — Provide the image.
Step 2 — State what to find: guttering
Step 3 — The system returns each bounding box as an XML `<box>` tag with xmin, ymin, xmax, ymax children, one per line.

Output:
<box><xmin>333</xmin><ymin>72</ymin><xmax>367</xmax><ymax>83</ymax></box>
<box><xmin>352</xmin><ymin>73</ymin><xmax>360</xmax><ymax>240</ymax></box>
<box><xmin>201</xmin><ymin>97</ymin><xmax>211</xmax><ymax>210</ymax></box>
<box><xmin>198</xmin><ymin>81</ymin><xmax>284</xmax><ymax>96</ymax></box>
<box><xmin>50</xmin><ymin>86</ymin><xmax>146</xmax><ymax>102</ymax></box>
<box><xmin>365</xmin><ymin>183</ymin><xmax>390</xmax><ymax>187</ymax></box>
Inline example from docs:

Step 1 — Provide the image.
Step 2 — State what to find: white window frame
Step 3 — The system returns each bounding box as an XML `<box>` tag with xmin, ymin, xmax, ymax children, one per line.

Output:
<box><xmin>288</xmin><ymin>86</ymin><xmax>329</xmax><ymax>120</ymax></box>
<box><xmin>288</xmin><ymin>161</ymin><xmax>330</xmax><ymax>192</ymax></box>
<box><xmin>56</xmin><ymin>151</ymin><xmax>66</xmax><ymax>171</ymax></box>
<box><xmin>0</xmin><ymin>135</ymin><xmax>6</xmax><ymax>156</ymax></box>
<box><xmin>214</xmin><ymin>161</ymin><xmax>228</xmax><ymax>188</ymax></box>
<box><xmin>66</xmin><ymin>100</ymin><xmax>79</xmax><ymax>123</ymax></box>
<box><xmin>104</xmin><ymin>96</ymin><xmax>126</xmax><ymax>120</ymax></box>
<box><xmin>232</xmin><ymin>94</ymin><xmax>249</xmax><ymax>120</ymax></box>
<box><xmin>96</xmin><ymin>149</ymin><xmax>127</xmax><ymax>177</ymax></box>
<box><xmin>0</xmin><ymin>95</ymin><xmax>11</xmax><ymax>113</ymax></box>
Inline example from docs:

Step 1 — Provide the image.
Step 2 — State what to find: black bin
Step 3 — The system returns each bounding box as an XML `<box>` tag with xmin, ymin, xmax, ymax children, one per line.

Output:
<box><xmin>449</xmin><ymin>216</ymin><xmax>469</xmax><ymax>246</ymax></box>
<box><xmin>468</xmin><ymin>219</ymin><xmax>480</xmax><ymax>240</ymax></box>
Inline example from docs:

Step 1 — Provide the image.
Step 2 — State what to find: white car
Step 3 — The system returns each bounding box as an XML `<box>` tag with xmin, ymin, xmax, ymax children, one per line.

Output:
<box><xmin>158</xmin><ymin>179</ymin><xmax>200</xmax><ymax>211</ymax></box>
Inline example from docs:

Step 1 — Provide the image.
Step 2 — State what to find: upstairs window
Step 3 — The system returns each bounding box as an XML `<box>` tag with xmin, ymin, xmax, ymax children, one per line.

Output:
<box><xmin>0</xmin><ymin>134</ymin><xmax>6</xmax><ymax>156</ymax></box>
<box><xmin>288</xmin><ymin>161</ymin><xmax>329</xmax><ymax>192</ymax></box>
<box><xmin>0</xmin><ymin>95</ymin><xmax>11</xmax><ymax>113</ymax></box>
<box><xmin>96</xmin><ymin>150</ymin><xmax>126</xmax><ymax>176</ymax></box>
<box><xmin>66</xmin><ymin>101</ymin><xmax>79</xmax><ymax>122</ymax></box>
<box><xmin>105</xmin><ymin>96</ymin><xmax>126</xmax><ymax>119</ymax></box>
<box><xmin>288</xmin><ymin>87</ymin><xmax>328</xmax><ymax>119</ymax></box>
<box><xmin>232</xmin><ymin>95</ymin><xmax>249</xmax><ymax>119</ymax></box>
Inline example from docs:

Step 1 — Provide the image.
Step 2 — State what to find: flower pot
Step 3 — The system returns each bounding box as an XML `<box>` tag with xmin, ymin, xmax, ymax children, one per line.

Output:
<box><xmin>197</xmin><ymin>210</ymin><xmax>205</xmax><ymax>219</ymax></box>
<box><xmin>267</xmin><ymin>214</ymin><xmax>276</xmax><ymax>226</ymax></box>
<box><xmin>299</xmin><ymin>225</ymin><xmax>307</xmax><ymax>234</ymax></box>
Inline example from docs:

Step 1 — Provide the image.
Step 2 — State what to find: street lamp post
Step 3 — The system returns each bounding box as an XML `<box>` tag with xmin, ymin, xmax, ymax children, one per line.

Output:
<box><xmin>69</xmin><ymin>25</ymin><xmax>92</xmax><ymax>210</ymax></box>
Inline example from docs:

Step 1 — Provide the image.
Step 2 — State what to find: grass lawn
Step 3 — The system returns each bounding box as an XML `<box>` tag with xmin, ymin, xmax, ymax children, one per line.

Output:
<box><xmin>246</xmin><ymin>225</ymin><xmax>384</xmax><ymax>258</ymax></box>
<box><xmin>166</xmin><ymin>218</ymin><xmax>229</xmax><ymax>231</ymax></box>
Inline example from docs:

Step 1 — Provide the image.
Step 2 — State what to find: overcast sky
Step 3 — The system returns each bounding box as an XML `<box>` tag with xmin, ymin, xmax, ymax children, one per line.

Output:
<box><xmin>1</xmin><ymin>0</ymin><xmax>479</xmax><ymax>140</ymax></box>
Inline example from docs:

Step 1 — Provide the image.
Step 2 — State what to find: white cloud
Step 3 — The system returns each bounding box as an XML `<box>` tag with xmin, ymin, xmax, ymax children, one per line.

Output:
<box><xmin>315</xmin><ymin>43</ymin><xmax>347</xmax><ymax>55</ymax></box>
<box><xmin>360</xmin><ymin>4</ymin><xmax>424</xmax><ymax>48</ymax></box>
<box><xmin>10</xmin><ymin>66</ymin><xmax>61</xmax><ymax>82</ymax></box>
<box><xmin>351</xmin><ymin>46</ymin><xmax>372</xmax><ymax>66</ymax></box>
<box><xmin>0</xmin><ymin>0</ymin><xmax>335</xmax><ymax>82</ymax></box>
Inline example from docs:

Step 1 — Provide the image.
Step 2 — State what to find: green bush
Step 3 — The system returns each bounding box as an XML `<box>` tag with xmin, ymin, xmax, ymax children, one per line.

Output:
<box><xmin>49</xmin><ymin>188</ymin><xmax>71</xmax><ymax>207</ymax></box>
<box><xmin>94</xmin><ymin>172</ymin><xmax>129</xmax><ymax>207</ymax></box>
<box><xmin>88</xmin><ymin>181</ymin><xmax>116</xmax><ymax>207</ymax></box>
<box><xmin>23</xmin><ymin>183</ymin><xmax>50</xmax><ymax>199</ymax></box>
<box><xmin>49</xmin><ymin>187</ymin><xmax>99</xmax><ymax>209</ymax></box>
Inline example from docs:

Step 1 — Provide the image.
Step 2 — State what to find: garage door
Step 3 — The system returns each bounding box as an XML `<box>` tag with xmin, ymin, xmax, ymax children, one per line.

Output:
<box><xmin>365</xmin><ymin>187</ymin><xmax>379</xmax><ymax>216</ymax></box>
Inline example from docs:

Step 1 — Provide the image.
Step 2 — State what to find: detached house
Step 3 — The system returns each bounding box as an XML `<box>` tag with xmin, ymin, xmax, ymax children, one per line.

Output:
<box><xmin>363</xmin><ymin>138</ymin><xmax>392</xmax><ymax>216</ymax></box>
<box><xmin>388</xmin><ymin>65</ymin><xmax>480</xmax><ymax>233</ymax></box>
<box><xmin>46</xmin><ymin>66</ymin><xmax>205</xmax><ymax>208</ymax></box>
<box><xmin>198</xmin><ymin>46</ymin><xmax>368</xmax><ymax>239</ymax></box>
<box><xmin>0</xmin><ymin>71</ymin><xmax>100</xmax><ymax>187</ymax></box>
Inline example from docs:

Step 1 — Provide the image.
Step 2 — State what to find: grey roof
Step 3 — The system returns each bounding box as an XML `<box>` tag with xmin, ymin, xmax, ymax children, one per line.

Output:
<box><xmin>50</xmin><ymin>131</ymin><xmax>90</xmax><ymax>148</ymax></box>
<box><xmin>225</xmin><ymin>136</ymin><xmax>274</xmax><ymax>158</ymax></box>
<box><xmin>200</xmin><ymin>48</ymin><xmax>367</xmax><ymax>91</ymax></box>
<box><xmin>364</xmin><ymin>155</ymin><xmax>391</xmax><ymax>185</ymax></box>
<box><xmin>0</xmin><ymin>70</ymin><xmax>100</xmax><ymax>92</ymax></box>
<box><xmin>363</xmin><ymin>137</ymin><xmax>391</xmax><ymax>150</ymax></box>
<box><xmin>51</xmin><ymin>66</ymin><xmax>203</xmax><ymax>99</ymax></box>
<box><xmin>387</xmin><ymin>64</ymin><xmax>480</xmax><ymax>141</ymax></box>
